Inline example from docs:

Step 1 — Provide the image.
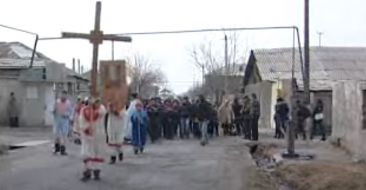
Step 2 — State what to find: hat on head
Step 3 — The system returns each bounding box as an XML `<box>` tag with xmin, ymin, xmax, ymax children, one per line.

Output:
<box><xmin>91</xmin><ymin>97</ymin><xmax>101</xmax><ymax>103</ymax></box>
<box><xmin>77</xmin><ymin>95</ymin><xmax>82</xmax><ymax>100</ymax></box>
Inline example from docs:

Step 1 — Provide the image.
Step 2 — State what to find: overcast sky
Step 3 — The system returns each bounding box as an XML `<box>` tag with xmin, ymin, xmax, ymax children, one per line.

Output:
<box><xmin>1</xmin><ymin>0</ymin><xmax>365</xmax><ymax>94</ymax></box>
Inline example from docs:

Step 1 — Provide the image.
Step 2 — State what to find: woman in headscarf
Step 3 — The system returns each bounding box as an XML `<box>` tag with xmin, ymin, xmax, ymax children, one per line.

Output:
<box><xmin>131</xmin><ymin>101</ymin><xmax>149</xmax><ymax>154</ymax></box>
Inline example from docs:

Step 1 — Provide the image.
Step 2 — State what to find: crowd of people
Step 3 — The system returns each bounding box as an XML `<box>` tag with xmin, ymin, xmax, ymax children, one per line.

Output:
<box><xmin>138</xmin><ymin>93</ymin><xmax>262</xmax><ymax>143</ymax></box>
<box><xmin>273</xmin><ymin>98</ymin><xmax>327</xmax><ymax>141</ymax></box>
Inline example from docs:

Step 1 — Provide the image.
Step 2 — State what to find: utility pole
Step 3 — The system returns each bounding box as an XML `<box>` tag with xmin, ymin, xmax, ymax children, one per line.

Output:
<box><xmin>304</xmin><ymin>0</ymin><xmax>310</xmax><ymax>104</ymax></box>
<box><xmin>317</xmin><ymin>31</ymin><xmax>323</xmax><ymax>47</ymax></box>
<box><xmin>201</xmin><ymin>65</ymin><xmax>205</xmax><ymax>85</ymax></box>
<box><xmin>112</xmin><ymin>40</ymin><xmax>115</xmax><ymax>61</ymax></box>
<box><xmin>224</xmin><ymin>34</ymin><xmax>228</xmax><ymax>94</ymax></box>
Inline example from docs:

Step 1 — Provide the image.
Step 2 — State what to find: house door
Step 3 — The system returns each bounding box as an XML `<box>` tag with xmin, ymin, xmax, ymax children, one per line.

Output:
<box><xmin>44</xmin><ymin>86</ymin><xmax>55</xmax><ymax>126</ymax></box>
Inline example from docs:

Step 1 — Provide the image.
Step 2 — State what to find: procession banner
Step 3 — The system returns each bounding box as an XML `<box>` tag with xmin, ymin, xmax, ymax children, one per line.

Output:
<box><xmin>100</xmin><ymin>60</ymin><xmax>128</xmax><ymax>111</ymax></box>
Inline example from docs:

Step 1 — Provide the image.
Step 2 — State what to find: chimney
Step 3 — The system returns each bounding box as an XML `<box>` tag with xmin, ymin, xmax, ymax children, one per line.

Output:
<box><xmin>81</xmin><ymin>65</ymin><xmax>84</xmax><ymax>74</ymax></box>
<box><xmin>78</xmin><ymin>59</ymin><xmax>81</xmax><ymax>74</ymax></box>
<box><xmin>72</xmin><ymin>58</ymin><xmax>75</xmax><ymax>71</ymax></box>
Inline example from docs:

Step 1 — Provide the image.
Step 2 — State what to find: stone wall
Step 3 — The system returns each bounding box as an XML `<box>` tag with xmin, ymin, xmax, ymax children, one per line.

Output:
<box><xmin>332</xmin><ymin>81</ymin><xmax>366</xmax><ymax>159</ymax></box>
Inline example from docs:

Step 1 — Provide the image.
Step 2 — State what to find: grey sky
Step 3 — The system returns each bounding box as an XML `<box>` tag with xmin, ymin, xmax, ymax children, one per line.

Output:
<box><xmin>1</xmin><ymin>0</ymin><xmax>365</xmax><ymax>94</ymax></box>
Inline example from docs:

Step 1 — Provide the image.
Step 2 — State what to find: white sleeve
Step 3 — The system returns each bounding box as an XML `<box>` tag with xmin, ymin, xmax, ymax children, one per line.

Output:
<box><xmin>79</xmin><ymin>108</ymin><xmax>87</xmax><ymax>130</ymax></box>
<box><xmin>99</xmin><ymin>105</ymin><xmax>107</xmax><ymax>117</ymax></box>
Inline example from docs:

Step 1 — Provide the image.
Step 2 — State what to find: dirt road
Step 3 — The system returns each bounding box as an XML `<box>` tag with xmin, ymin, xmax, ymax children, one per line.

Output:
<box><xmin>0</xmin><ymin>136</ymin><xmax>252</xmax><ymax>190</ymax></box>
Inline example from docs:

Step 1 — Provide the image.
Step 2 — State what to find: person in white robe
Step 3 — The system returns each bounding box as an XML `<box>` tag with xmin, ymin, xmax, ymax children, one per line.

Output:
<box><xmin>71</xmin><ymin>96</ymin><xmax>83</xmax><ymax>145</ymax></box>
<box><xmin>79</xmin><ymin>98</ymin><xmax>107</xmax><ymax>181</ymax></box>
<box><xmin>106</xmin><ymin>103</ymin><xmax>127</xmax><ymax>164</ymax></box>
<box><xmin>125</xmin><ymin>93</ymin><xmax>139</xmax><ymax>141</ymax></box>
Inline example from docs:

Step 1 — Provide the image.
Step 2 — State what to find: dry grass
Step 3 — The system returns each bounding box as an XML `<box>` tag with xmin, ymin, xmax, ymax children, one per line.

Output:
<box><xmin>246</xmin><ymin>167</ymin><xmax>278</xmax><ymax>190</ymax></box>
<box><xmin>273</xmin><ymin>162</ymin><xmax>366</xmax><ymax>190</ymax></box>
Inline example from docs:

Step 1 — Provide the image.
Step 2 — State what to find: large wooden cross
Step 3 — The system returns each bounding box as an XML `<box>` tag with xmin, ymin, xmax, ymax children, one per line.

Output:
<box><xmin>62</xmin><ymin>1</ymin><xmax>132</xmax><ymax>97</ymax></box>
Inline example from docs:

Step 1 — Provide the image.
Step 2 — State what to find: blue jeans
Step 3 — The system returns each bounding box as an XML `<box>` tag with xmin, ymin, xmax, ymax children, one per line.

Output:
<box><xmin>200</xmin><ymin>120</ymin><xmax>209</xmax><ymax>144</ymax></box>
<box><xmin>180</xmin><ymin>118</ymin><xmax>190</xmax><ymax>139</ymax></box>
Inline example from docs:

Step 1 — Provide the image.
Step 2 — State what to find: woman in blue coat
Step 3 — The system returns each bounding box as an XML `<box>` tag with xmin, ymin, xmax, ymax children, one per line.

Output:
<box><xmin>131</xmin><ymin>101</ymin><xmax>149</xmax><ymax>154</ymax></box>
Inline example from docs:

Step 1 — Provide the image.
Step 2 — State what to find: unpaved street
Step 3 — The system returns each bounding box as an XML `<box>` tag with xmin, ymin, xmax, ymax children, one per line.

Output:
<box><xmin>0</xmin><ymin>136</ymin><xmax>252</xmax><ymax>190</ymax></box>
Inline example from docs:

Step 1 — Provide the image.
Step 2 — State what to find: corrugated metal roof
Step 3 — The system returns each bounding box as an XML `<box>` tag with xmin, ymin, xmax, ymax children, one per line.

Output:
<box><xmin>0</xmin><ymin>42</ymin><xmax>87</xmax><ymax>80</ymax></box>
<box><xmin>252</xmin><ymin>47</ymin><xmax>366</xmax><ymax>90</ymax></box>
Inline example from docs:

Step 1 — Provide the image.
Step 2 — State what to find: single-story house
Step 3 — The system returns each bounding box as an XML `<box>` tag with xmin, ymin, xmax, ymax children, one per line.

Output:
<box><xmin>243</xmin><ymin>47</ymin><xmax>366</xmax><ymax>131</ymax></box>
<box><xmin>0</xmin><ymin>42</ymin><xmax>88</xmax><ymax>127</ymax></box>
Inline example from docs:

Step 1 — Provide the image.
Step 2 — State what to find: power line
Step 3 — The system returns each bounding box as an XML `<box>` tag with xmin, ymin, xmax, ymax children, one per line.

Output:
<box><xmin>0</xmin><ymin>24</ymin><xmax>37</xmax><ymax>35</ymax></box>
<box><xmin>39</xmin><ymin>26</ymin><xmax>300</xmax><ymax>39</ymax></box>
<box><xmin>114</xmin><ymin>26</ymin><xmax>298</xmax><ymax>36</ymax></box>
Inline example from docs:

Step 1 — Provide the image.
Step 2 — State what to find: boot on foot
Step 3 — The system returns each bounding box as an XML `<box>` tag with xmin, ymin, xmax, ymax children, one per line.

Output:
<box><xmin>93</xmin><ymin>170</ymin><xmax>101</xmax><ymax>180</ymax></box>
<box><xmin>109</xmin><ymin>156</ymin><xmax>116</xmax><ymax>164</ymax></box>
<box><xmin>81</xmin><ymin>169</ymin><xmax>91</xmax><ymax>182</ymax></box>
<box><xmin>118</xmin><ymin>152</ymin><xmax>124</xmax><ymax>161</ymax></box>
<box><xmin>60</xmin><ymin>145</ymin><xmax>68</xmax><ymax>156</ymax></box>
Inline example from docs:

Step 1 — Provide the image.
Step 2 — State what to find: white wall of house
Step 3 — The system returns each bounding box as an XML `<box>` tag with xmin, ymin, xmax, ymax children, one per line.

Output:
<box><xmin>0</xmin><ymin>79</ymin><xmax>21</xmax><ymax>125</ymax></box>
<box><xmin>19</xmin><ymin>82</ymin><xmax>51</xmax><ymax>127</ymax></box>
<box><xmin>0</xmin><ymin>79</ymin><xmax>55</xmax><ymax>127</ymax></box>
<box><xmin>332</xmin><ymin>80</ymin><xmax>366</xmax><ymax>160</ymax></box>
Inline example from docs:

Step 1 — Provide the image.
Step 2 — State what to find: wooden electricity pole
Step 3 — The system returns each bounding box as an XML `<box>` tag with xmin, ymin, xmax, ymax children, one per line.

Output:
<box><xmin>61</xmin><ymin>1</ymin><xmax>132</xmax><ymax>97</ymax></box>
<box><xmin>304</xmin><ymin>0</ymin><xmax>310</xmax><ymax>104</ymax></box>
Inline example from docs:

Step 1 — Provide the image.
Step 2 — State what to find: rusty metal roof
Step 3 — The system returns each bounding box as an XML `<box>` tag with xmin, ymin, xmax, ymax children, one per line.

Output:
<box><xmin>252</xmin><ymin>47</ymin><xmax>366</xmax><ymax>90</ymax></box>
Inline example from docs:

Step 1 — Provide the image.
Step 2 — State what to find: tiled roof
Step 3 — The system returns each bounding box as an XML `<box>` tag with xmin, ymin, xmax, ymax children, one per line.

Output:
<box><xmin>252</xmin><ymin>47</ymin><xmax>366</xmax><ymax>90</ymax></box>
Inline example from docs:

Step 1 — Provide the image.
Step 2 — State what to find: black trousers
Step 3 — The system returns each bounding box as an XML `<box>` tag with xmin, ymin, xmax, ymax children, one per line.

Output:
<box><xmin>312</xmin><ymin>120</ymin><xmax>326</xmax><ymax>140</ymax></box>
<box><xmin>149</xmin><ymin>116</ymin><xmax>161</xmax><ymax>142</ymax></box>
<box><xmin>234</xmin><ymin>118</ymin><xmax>242</xmax><ymax>136</ymax></box>
<box><xmin>274</xmin><ymin>117</ymin><xmax>286</xmax><ymax>139</ymax></box>
<box><xmin>250</xmin><ymin>116</ymin><xmax>259</xmax><ymax>141</ymax></box>
<box><xmin>242</xmin><ymin>118</ymin><xmax>251</xmax><ymax>139</ymax></box>
<box><xmin>163</xmin><ymin>118</ymin><xmax>174</xmax><ymax>140</ymax></box>
<box><xmin>296</xmin><ymin>119</ymin><xmax>306</xmax><ymax>140</ymax></box>
<box><xmin>9</xmin><ymin>117</ymin><xmax>19</xmax><ymax>127</ymax></box>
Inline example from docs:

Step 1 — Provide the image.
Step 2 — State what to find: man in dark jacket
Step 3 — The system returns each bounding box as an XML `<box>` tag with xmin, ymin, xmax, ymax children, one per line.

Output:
<box><xmin>250</xmin><ymin>94</ymin><xmax>260</xmax><ymax>141</ymax></box>
<box><xmin>147</xmin><ymin>98</ymin><xmax>161</xmax><ymax>143</ymax></box>
<box><xmin>197</xmin><ymin>95</ymin><xmax>212</xmax><ymax>146</ymax></box>
<box><xmin>241</xmin><ymin>96</ymin><xmax>251</xmax><ymax>139</ymax></box>
<box><xmin>179</xmin><ymin>97</ymin><xmax>191</xmax><ymax>139</ymax></box>
<box><xmin>232</xmin><ymin>98</ymin><xmax>243</xmax><ymax>136</ymax></box>
<box><xmin>7</xmin><ymin>92</ymin><xmax>19</xmax><ymax>128</ymax></box>
<box><xmin>274</xmin><ymin>98</ymin><xmax>289</xmax><ymax>139</ymax></box>
<box><xmin>312</xmin><ymin>99</ymin><xmax>326</xmax><ymax>141</ymax></box>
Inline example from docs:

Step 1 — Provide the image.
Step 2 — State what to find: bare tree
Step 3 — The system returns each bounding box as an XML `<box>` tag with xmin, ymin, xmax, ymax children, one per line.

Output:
<box><xmin>129</xmin><ymin>53</ymin><xmax>167</xmax><ymax>99</ymax></box>
<box><xmin>189</xmin><ymin>33</ymin><xmax>246</xmax><ymax>102</ymax></box>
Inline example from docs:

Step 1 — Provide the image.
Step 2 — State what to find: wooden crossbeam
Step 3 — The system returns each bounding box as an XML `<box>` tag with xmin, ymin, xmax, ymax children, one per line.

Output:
<box><xmin>61</xmin><ymin>1</ymin><xmax>132</xmax><ymax>97</ymax></box>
